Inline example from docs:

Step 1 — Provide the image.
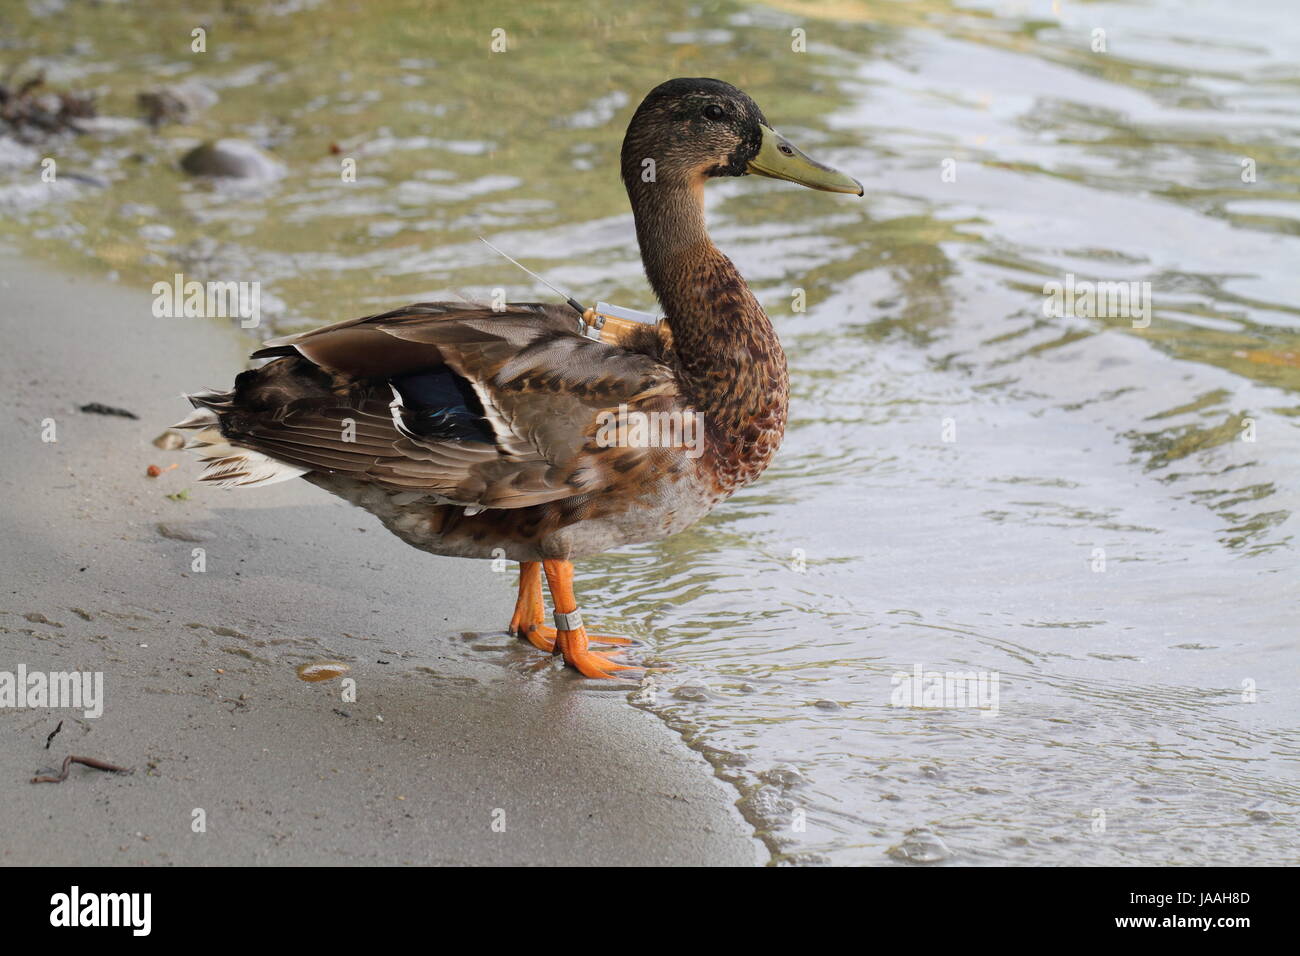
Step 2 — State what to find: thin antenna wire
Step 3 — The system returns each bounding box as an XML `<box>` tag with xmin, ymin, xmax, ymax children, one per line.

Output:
<box><xmin>478</xmin><ymin>237</ymin><xmax>586</xmax><ymax>315</ymax></box>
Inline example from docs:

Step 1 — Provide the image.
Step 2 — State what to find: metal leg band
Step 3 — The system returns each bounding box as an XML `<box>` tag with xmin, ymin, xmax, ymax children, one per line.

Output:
<box><xmin>553</xmin><ymin>608</ymin><xmax>583</xmax><ymax>631</ymax></box>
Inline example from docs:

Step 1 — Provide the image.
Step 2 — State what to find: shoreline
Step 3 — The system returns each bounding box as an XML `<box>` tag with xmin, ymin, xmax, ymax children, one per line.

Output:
<box><xmin>0</xmin><ymin>249</ymin><xmax>764</xmax><ymax>866</ymax></box>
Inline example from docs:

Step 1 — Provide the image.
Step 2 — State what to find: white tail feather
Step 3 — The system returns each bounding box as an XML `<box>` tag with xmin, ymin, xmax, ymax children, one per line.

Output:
<box><xmin>174</xmin><ymin>398</ymin><xmax>307</xmax><ymax>488</ymax></box>
<box><xmin>173</xmin><ymin>406</ymin><xmax>219</xmax><ymax>431</ymax></box>
<box><xmin>193</xmin><ymin>441</ymin><xmax>308</xmax><ymax>487</ymax></box>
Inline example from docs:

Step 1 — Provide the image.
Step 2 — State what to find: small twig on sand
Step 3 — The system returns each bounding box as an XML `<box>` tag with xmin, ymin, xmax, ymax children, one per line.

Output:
<box><xmin>44</xmin><ymin>720</ymin><xmax>63</xmax><ymax>750</ymax></box>
<box><xmin>79</xmin><ymin>402</ymin><xmax>138</xmax><ymax>419</ymax></box>
<box><xmin>32</xmin><ymin>755</ymin><xmax>132</xmax><ymax>784</ymax></box>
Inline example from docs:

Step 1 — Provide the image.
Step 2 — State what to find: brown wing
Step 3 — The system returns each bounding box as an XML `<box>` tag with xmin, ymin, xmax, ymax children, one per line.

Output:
<box><xmin>205</xmin><ymin>302</ymin><xmax>684</xmax><ymax>509</ymax></box>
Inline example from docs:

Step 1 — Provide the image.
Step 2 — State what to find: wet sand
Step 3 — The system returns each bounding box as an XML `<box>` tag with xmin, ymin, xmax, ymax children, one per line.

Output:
<box><xmin>0</xmin><ymin>250</ymin><xmax>763</xmax><ymax>866</ymax></box>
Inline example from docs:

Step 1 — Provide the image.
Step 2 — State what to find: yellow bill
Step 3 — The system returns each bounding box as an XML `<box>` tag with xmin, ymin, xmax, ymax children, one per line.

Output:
<box><xmin>747</xmin><ymin>124</ymin><xmax>863</xmax><ymax>196</ymax></box>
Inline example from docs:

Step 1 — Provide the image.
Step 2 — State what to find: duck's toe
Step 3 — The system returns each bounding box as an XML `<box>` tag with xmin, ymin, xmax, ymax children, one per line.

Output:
<box><xmin>557</xmin><ymin>627</ymin><xmax>642</xmax><ymax>679</ymax></box>
<box><xmin>520</xmin><ymin>623</ymin><xmax>556</xmax><ymax>652</ymax></box>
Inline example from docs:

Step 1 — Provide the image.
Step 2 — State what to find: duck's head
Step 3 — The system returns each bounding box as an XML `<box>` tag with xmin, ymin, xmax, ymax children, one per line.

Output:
<box><xmin>620</xmin><ymin>77</ymin><xmax>863</xmax><ymax>198</ymax></box>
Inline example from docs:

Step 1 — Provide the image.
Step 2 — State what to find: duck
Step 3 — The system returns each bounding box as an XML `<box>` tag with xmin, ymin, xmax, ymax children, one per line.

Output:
<box><xmin>176</xmin><ymin>77</ymin><xmax>862</xmax><ymax>678</ymax></box>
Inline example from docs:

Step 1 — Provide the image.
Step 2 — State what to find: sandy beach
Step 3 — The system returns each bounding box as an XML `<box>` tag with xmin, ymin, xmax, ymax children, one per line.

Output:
<box><xmin>0</xmin><ymin>249</ymin><xmax>763</xmax><ymax>866</ymax></box>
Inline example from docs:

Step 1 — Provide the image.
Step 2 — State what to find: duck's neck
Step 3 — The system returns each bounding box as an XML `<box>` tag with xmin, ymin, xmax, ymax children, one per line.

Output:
<box><xmin>627</xmin><ymin>179</ymin><xmax>789</xmax><ymax>474</ymax></box>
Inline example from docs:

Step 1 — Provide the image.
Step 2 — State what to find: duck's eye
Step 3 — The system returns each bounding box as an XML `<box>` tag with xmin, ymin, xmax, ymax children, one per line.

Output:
<box><xmin>703</xmin><ymin>104</ymin><xmax>726</xmax><ymax>121</ymax></box>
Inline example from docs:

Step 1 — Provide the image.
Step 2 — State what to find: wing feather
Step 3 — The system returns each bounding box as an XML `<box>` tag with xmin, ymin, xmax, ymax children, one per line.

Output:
<box><xmin>191</xmin><ymin>302</ymin><xmax>687</xmax><ymax>510</ymax></box>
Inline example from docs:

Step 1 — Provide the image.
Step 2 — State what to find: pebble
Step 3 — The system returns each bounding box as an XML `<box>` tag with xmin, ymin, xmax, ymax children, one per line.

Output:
<box><xmin>296</xmin><ymin>661</ymin><xmax>350</xmax><ymax>682</ymax></box>
<box><xmin>886</xmin><ymin>829</ymin><xmax>952</xmax><ymax>864</ymax></box>
<box><xmin>180</xmin><ymin>139</ymin><xmax>286</xmax><ymax>180</ymax></box>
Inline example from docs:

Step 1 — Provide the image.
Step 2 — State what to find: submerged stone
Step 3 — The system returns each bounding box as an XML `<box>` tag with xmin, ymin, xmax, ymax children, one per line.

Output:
<box><xmin>180</xmin><ymin>139</ymin><xmax>285</xmax><ymax>180</ymax></box>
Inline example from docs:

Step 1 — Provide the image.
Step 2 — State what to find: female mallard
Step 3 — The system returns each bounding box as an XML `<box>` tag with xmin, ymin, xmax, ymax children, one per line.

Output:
<box><xmin>177</xmin><ymin>78</ymin><xmax>861</xmax><ymax>678</ymax></box>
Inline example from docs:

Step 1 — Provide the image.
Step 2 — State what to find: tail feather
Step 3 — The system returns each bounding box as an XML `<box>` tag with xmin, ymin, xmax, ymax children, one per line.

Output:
<box><xmin>174</xmin><ymin>389</ymin><xmax>307</xmax><ymax>488</ymax></box>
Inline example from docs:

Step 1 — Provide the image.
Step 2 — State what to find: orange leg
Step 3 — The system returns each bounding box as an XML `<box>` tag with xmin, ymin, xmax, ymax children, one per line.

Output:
<box><xmin>509</xmin><ymin>561</ymin><xmax>555</xmax><ymax>652</ymax></box>
<box><xmin>541</xmin><ymin>559</ymin><xmax>639</xmax><ymax>679</ymax></box>
<box><xmin>509</xmin><ymin>561</ymin><xmax>632</xmax><ymax>656</ymax></box>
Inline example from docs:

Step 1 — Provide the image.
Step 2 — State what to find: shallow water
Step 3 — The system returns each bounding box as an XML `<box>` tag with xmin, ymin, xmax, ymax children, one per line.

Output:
<box><xmin>2</xmin><ymin>0</ymin><xmax>1298</xmax><ymax>864</ymax></box>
